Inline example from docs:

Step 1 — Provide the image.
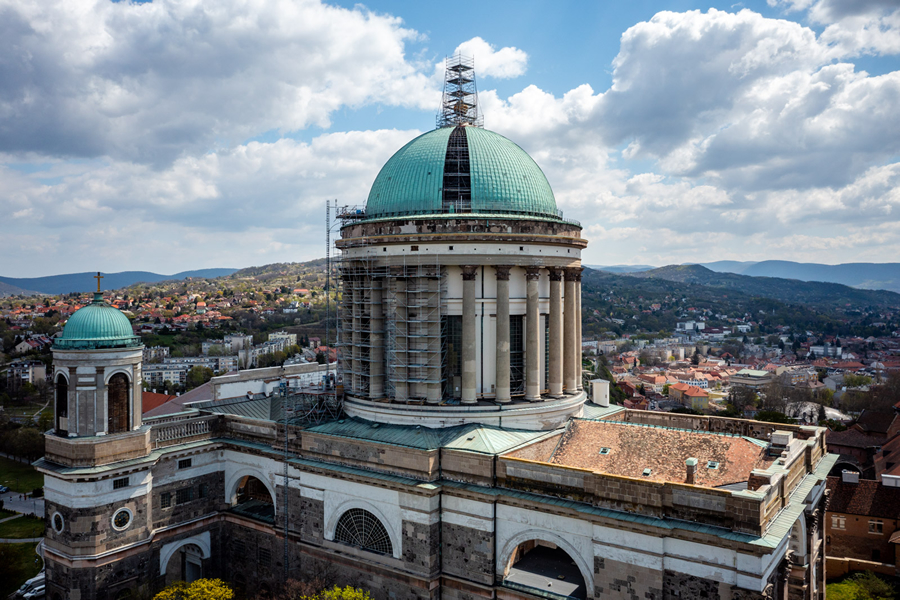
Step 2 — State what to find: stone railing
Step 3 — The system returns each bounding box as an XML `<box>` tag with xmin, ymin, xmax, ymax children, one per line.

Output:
<box><xmin>151</xmin><ymin>415</ymin><xmax>218</xmax><ymax>448</ymax></box>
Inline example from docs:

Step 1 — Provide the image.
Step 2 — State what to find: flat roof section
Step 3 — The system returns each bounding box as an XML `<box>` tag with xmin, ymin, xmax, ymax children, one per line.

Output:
<box><xmin>539</xmin><ymin>419</ymin><xmax>775</xmax><ymax>487</ymax></box>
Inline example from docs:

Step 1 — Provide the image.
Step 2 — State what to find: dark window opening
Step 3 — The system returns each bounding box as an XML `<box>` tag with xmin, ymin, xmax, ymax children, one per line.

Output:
<box><xmin>176</xmin><ymin>488</ymin><xmax>193</xmax><ymax>504</ymax></box>
<box><xmin>113</xmin><ymin>477</ymin><xmax>129</xmax><ymax>490</ymax></box>
<box><xmin>161</xmin><ymin>492</ymin><xmax>172</xmax><ymax>509</ymax></box>
<box><xmin>178</xmin><ymin>458</ymin><xmax>192</xmax><ymax>469</ymax></box>
<box><xmin>107</xmin><ymin>373</ymin><xmax>130</xmax><ymax>434</ymax></box>
<box><xmin>873</xmin><ymin>549</ymin><xmax>881</xmax><ymax>562</ymax></box>
<box><xmin>55</xmin><ymin>374</ymin><xmax>68</xmax><ymax>437</ymax></box>
<box><xmin>510</xmin><ymin>315</ymin><xmax>525</xmax><ymax>395</ymax></box>
<box><xmin>443</xmin><ymin>315</ymin><xmax>462</xmax><ymax>399</ymax></box>
<box><xmin>442</xmin><ymin>126</ymin><xmax>471</xmax><ymax>213</ymax></box>
<box><xmin>199</xmin><ymin>483</ymin><xmax>208</xmax><ymax>499</ymax></box>
<box><xmin>258</xmin><ymin>547</ymin><xmax>271</xmax><ymax>567</ymax></box>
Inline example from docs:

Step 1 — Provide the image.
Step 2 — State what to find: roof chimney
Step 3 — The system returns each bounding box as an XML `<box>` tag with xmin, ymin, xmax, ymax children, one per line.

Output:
<box><xmin>686</xmin><ymin>458</ymin><xmax>698</xmax><ymax>485</ymax></box>
<box><xmin>841</xmin><ymin>470</ymin><xmax>859</xmax><ymax>484</ymax></box>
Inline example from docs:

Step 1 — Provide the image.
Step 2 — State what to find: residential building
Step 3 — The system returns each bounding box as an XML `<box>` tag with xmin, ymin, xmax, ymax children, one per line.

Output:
<box><xmin>825</xmin><ymin>472</ymin><xmax>900</xmax><ymax>577</ymax></box>
<box><xmin>730</xmin><ymin>368</ymin><xmax>775</xmax><ymax>390</ymax></box>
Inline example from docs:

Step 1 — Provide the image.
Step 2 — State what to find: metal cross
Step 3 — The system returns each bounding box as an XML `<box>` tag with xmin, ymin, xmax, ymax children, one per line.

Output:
<box><xmin>94</xmin><ymin>272</ymin><xmax>103</xmax><ymax>292</ymax></box>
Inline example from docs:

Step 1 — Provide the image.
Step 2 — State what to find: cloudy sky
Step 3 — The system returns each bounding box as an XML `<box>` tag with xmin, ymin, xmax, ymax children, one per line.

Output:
<box><xmin>2</xmin><ymin>0</ymin><xmax>900</xmax><ymax>277</ymax></box>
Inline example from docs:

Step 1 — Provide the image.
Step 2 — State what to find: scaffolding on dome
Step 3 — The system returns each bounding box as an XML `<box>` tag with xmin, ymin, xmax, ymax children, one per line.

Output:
<box><xmin>437</xmin><ymin>54</ymin><xmax>483</xmax><ymax>129</ymax></box>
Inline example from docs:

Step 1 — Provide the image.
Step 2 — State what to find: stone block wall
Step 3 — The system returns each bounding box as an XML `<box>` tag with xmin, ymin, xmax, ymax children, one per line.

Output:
<box><xmin>441</xmin><ymin>522</ymin><xmax>494</xmax><ymax>586</ymax></box>
<box><xmin>402</xmin><ymin>520</ymin><xmax>441</xmax><ymax>576</ymax></box>
<box><xmin>302</xmin><ymin>433</ymin><xmax>438</xmax><ymax>480</ymax></box>
<box><xmin>441</xmin><ymin>450</ymin><xmax>493</xmax><ymax>485</ymax></box>
<box><xmin>151</xmin><ymin>471</ymin><xmax>224</xmax><ymax>530</ymax></box>
<box><xmin>594</xmin><ymin>557</ymin><xmax>662</xmax><ymax>599</ymax></box>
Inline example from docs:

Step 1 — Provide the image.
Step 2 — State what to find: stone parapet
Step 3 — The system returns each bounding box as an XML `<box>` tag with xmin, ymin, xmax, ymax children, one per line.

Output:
<box><xmin>44</xmin><ymin>427</ymin><xmax>151</xmax><ymax>467</ymax></box>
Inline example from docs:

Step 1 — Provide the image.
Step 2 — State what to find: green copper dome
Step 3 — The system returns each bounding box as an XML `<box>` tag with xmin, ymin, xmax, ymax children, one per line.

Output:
<box><xmin>55</xmin><ymin>293</ymin><xmax>141</xmax><ymax>350</ymax></box>
<box><xmin>365</xmin><ymin>126</ymin><xmax>560</xmax><ymax>220</ymax></box>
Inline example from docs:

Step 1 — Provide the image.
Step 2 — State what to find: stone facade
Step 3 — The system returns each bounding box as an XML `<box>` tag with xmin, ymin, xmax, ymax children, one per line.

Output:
<box><xmin>38</xmin><ymin>406</ymin><xmax>830</xmax><ymax>600</ymax></box>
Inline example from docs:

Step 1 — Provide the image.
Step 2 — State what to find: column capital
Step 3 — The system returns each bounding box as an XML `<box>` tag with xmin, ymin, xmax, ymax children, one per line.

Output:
<box><xmin>548</xmin><ymin>267</ymin><xmax>564</xmax><ymax>282</ymax></box>
<box><xmin>564</xmin><ymin>267</ymin><xmax>583</xmax><ymax>282</ymax></box>
<box><xmin>525</xmin><ymin>266</ymin><xmax>542</xmax><ymax>281</ymax></box>
<box><xmin>461</xmin><ymin>265</ymin><xmax>479</xmax><ymax>281</ymax></box>
<box><xmin>494</xmin><ymin>265</ymin><xmax>513</xmax><ymax>281</ymax></box>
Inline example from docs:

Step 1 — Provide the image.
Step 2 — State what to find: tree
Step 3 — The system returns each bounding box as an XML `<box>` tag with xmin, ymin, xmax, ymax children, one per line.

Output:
<box><xmin>154</xmin><ymin>579</ymin><xmax>234</xmax><ymax>600</ymax></box>
<box><xmin>691</xmin><ymin>349</ymin><xmax>700</xmax><ymax>366</ymax></box>
<box><xmin>315</xmin><ymin>352</ymin><xmax>326</xmax><ymax>365</ymax></box>
<box><xmin>871</xmin><ymin>371</ymin><xmax>900</xmax><ymax>412</ymax></box>
<box><xmin>185</xmin><ymin>366</ymin><xmax>214</xmax><ymax>390</ymax></box>
<box><xmin>312</xmin><ymin>586</ymin><xmax>372</xmax><ymax>600</ymax></box>
<box><xmin>662</xmin><ymin>383</ymin><xmax>670</xmax><ymax>396</ymax></box>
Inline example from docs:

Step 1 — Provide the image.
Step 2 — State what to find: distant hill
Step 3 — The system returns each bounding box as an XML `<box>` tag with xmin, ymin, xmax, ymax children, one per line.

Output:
<box><xmin>625</xmin><ymin>264</ymin><xmax>900</xmax><ymax>310</ymax></box>
<box><xmin>0</xmin><ymin>269</ymin><xmax>239</xmax><ymax>295</ymax></box>
<box><xmin>586</xmin><ymin>264</ymin><xmax>656</xmax><ymax>274</ymax></box>
<box><xmin>0</xmin><ymin>280</ymin><xmax>39</xmax><ymax>297</ymax></box>
<box><xmin>696</xmin><ymin>260</ymin><xmax>900</xmax><ymax>293</ymax></box>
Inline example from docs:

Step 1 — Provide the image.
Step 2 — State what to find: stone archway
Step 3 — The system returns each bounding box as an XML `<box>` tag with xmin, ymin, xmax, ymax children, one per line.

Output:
<box><xmin>502</xmin><ymin>539</ymin><xmax>588</xmax><ymax>599</ymax></box>
<box><xmin>160</xmin><ymin>532</ymin><xmax>211</xmax><ymax>585</ymax></box>
<box><xmin>107</xmin><ymin>373</ymin><xmax>130</xmax><ymax>434</ymax></box>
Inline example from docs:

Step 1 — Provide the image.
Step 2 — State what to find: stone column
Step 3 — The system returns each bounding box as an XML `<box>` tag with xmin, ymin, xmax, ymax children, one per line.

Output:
<box><xmin>548</xmin><ymin>267</ymin><xmax>563</xmax><ymax>397</ymax></box>
<box><xmin>494</xmin><ymin>266</ymin><xmax>512</xmax><ymax>403</ymax></box>
<box><xmin>564</xmin><ymin>268</ymin><xmax>577</xmax><ymax>393</ymax></box>
<box><xmin>525</xmin><ymin>266</ymin><xmax>542</xmax><ymax>402</ymax></box>
<box><xmin>369</xmin><ymin>278</ymin><xmax>384</xmax><ymax>399</ymax></box>
<box><xmin>575</xmin><ymin>268</ymin><xmax>584</xmax><ymax>391</ymax></box>
<box><xmin>461</xmin><ymin>265</ymin><xmax>479</xmax><ymax>404</ymax></box>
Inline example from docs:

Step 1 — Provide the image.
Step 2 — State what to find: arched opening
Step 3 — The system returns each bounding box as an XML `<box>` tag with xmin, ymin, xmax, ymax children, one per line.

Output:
<box><xmin>55</xmin><ymin>374</ymin><xmax>68</xmax><ymax>437</ymax></box>
<box><xmin>230</xmin><ymin>475</ymin><xmax>275</xmax><ymax>523</ymax></box>
<box><xmin>163</xmin><ymin>543</ymin><xmax>204</xmax><ymax>585</ymax></box>
<box><xmin>333</xmin><ymin>508</ymin><xmax>393</xmax><ymax>556</ymax></box>
<box><xmin>107</xmin><ymin>373</ymin><xmax>130</xmax><ymax>434</ymax></box>
<box><xmin>503</xmin><ymin>540</ymin><xmax>587</xmax><ymax>600</ymax></box>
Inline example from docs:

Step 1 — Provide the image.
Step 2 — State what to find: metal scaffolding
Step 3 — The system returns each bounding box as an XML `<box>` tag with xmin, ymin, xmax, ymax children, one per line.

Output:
<box><xmin>437</xmin><ymin>54</ymin><xmax>483</xmax><ymax>129</ymax></box>
<box><xmin>384</xmin><ymin>257</ymin><xmax>448</xmax><ymax>404</ymax></box>
<box><xmin>338</xmin><ymin>256</ymin><xmax>388</xmax><ymax>399</ymax></box>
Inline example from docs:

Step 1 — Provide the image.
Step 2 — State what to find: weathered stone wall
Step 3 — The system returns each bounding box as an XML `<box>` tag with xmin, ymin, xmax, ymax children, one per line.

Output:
<box><xmin>402</xmin><ymin>520</ymin><xmax>441</xmax><ymax>576</ymax></box>
<box><xmin>441</xmin><ymin>450</ymin><xmax>494</xmax><ymax>485</ymax></box>
<box><xmin>151</xmin><ymin>471</ymin><xmax>224</xmax><ymax>529</ymax></box>
<box><xmin>594</xmin><ymin>557</ymin><xmax>663</xmax><ymax>599</ymax></box>
<box><xmin>442</xmin><ymin>522</ymin><xmax>494</xmax><ymax>586</ymax></box>
<box><xmin>302</xmin><ymin>433</ymin><xmax>437</xmax><ymax>480</ymax></box>
<box><xmin>43</xmin><ymin>493</ymin><xmax>150</xmax><ymax>555</ymax></box>
<box><xmin>299</xmin><ymin>545</ymin><xmax>439</xmax><ymax>600</ymax></box>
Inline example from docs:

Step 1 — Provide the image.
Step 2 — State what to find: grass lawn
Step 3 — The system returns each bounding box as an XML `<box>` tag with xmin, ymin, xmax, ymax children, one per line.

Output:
<box><xmin>0</xmin><ymin>515</ymin><xmax>45</xmax><ymax>539</ymax></box>
<box><xmin>0</xmin><ymin>456</ymin><xmax>44</xmax><ymax>493</ymax></box>
<box><xmin>2</xmin><ymin>403</ymin><xmax>44</xmax><ymax>418</ymax></box>
<box><xmin>0</xmin><ymin>542</ymin><xmax>42</xmax><ymax>599</ymax></box>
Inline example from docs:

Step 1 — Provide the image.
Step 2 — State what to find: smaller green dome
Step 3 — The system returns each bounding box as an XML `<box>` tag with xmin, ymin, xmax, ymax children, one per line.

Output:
<box><xmin>55</xmin><ymin>293</ymin><xmax>141</xmax><ymax>350</ymax></box>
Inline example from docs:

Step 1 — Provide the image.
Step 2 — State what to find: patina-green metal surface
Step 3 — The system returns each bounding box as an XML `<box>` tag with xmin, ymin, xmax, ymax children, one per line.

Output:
<box><xmin>364</xmin><ymin>126</ymin><xmax>560</xmax><ymax>220</ymax></box>
<box><xmin>54</xmin><ymin>293</ymin><xmax>141</xmax><ymax>350</ymax></box>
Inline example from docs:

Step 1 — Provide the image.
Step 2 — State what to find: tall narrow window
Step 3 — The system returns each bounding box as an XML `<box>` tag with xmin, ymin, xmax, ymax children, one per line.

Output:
<box><xmin>55</xmin><ymin>374</ymin><xmax>68</xmax><ymax>437</ymax></box>
<box><xmin>509</xmin><ymin>315</ymin><xmax>524</xmax><ymax>395</ymax></box>
<box><xmin>107</xmin><ymin>373</ymin><xmax>130</xmax><ymax>434</ymax></box>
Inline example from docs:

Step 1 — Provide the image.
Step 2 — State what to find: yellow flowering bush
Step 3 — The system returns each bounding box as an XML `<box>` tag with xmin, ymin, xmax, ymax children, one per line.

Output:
<box><xmin>153</xmin><ymin>579</ymin><xmax>234</xmax><ymax>600</ymax></box>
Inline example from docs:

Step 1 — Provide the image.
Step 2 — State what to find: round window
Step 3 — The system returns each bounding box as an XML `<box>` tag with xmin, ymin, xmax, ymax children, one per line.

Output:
<box><xmin>52</xmin><ymin>513</ymin><xmax>64</xmax><ymax>534</ymax></box>
<box><xmin>112</xmin><ymin>508</ymin><xmax>132</xmax><ymax>531</ymax></box>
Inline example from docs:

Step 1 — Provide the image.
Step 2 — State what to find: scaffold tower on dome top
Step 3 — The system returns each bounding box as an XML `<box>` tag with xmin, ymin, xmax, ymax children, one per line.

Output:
<box><xmin>437</xmin><ymin>54</ymin><xmax>483</xmax><ymax>129</ymax></box>
<box><xmin>336</xmin><ymin>57</ymin><xmax>588</xmax><ymax>430</ymax></box>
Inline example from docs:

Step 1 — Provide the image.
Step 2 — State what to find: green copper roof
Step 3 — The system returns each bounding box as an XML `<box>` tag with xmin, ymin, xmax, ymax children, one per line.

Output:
<box><xmin>55</xmin><ymin>293</ymin><xmax>141</xmax><ymax>350</ymax></box>
<box><xmin>365</xmin><ymin>126</ymin><xmax>560</xmax><ymax>220</ymax></box>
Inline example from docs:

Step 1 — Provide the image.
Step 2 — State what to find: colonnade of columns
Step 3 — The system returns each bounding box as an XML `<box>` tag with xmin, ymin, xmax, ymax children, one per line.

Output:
<box><xmin>461</xmin><ymin>264</ymin><xmax>583</xmax><ymax>405</ymax></box>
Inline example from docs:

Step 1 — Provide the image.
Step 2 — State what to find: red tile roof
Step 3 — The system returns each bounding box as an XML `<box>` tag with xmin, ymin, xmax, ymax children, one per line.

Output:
<box><xmin>544</xmin><ymin>419</ymin><xmax>771</xmax><ymax>487</ymax></box>
<box><xmin>141</xmin><ymin>392</ymin><xmax>177</xmax><ymax>413</ymax></box>
<box><xmin>826</xmin><ymin>476</ymin><xmax>900</xmax><ymax>519</ymax></box>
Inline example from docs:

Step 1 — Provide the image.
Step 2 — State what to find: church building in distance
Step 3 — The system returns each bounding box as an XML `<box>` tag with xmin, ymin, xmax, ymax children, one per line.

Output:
<box><xmin>36</xmin><ymin>57</ymin><xmax>833</xmax><ymax>600</ymax></box>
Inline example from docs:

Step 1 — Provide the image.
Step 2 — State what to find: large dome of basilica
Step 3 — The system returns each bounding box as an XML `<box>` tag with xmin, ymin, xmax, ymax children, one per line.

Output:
<box><xmin>364</xmin><ymin>125</ymin><xmax>559</xmax><ymax>220</ymax></box>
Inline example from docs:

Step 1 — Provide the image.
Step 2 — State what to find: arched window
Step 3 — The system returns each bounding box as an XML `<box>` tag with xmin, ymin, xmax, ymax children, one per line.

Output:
<box><xmin>55</xmin><ymin>374</ymin><xmax>68</xmax><ymax>437</ymax></box>
<box><xmin>108</xmin><ymin>373</ymin><xmax>130</xmax><ymax>434</ymax></box>
<box><xmin>333</xmin><ymin>508</ymin><xmax>393</xmax><ymax>556</ymax></box>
